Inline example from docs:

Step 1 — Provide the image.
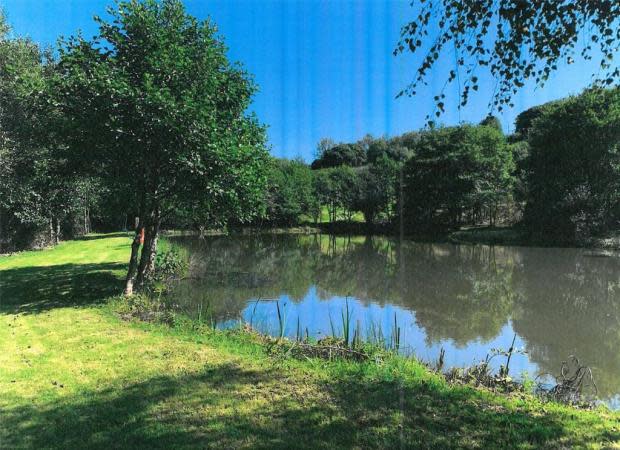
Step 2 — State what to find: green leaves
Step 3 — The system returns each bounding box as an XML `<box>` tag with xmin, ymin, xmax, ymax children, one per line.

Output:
<box><xmin>523</xmin><ymin>87</ymin><xmax>620</xmax><ymax>240</ymax></box>
<box><xmin>396</xmin><ymin>1</ymin><xmax>620</xmax><ymax>120</ymax></box>
<box><xmin>266</xmin><ymin>159</ymin><xmax>315</xmax><ymax>226</ymax></box>
<box><xmin>55</xmin><ymin>0</ymin><xmax>269</xmax><ymax>229</ymax></box>
<box><xmin>402</xmin><ymin>123</ymin><xmax>514</xmax><ymax>229</ymax></box>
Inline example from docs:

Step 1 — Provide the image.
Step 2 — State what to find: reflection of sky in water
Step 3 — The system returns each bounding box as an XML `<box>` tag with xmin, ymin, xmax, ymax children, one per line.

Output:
<box><xmin>171</xmin><ymin>235</ymin><xmax>620</xmax><ymax>409</ymax></box>
<box><xmin>229</xmin><ymin>287</ymin><xmax>538</xmax><ymax>385</ymax></box>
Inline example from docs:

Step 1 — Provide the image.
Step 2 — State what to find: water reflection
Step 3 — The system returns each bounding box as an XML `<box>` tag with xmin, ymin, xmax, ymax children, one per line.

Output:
<box><xmin>168</xmin><ymin>234</ymin><xmax>620</xmax><ymax>407</ymax></box>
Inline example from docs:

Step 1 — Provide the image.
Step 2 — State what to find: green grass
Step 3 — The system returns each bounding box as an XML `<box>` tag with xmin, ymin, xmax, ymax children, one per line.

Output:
<box><xmin>1</xmin><ymin>234</ymin><xmax>619</xmax><ymax>449</ymax></box>
<box><xmin>300</xmin><ymin>205</ymin><xmax>365</xmax><ymax>224</ymax></box>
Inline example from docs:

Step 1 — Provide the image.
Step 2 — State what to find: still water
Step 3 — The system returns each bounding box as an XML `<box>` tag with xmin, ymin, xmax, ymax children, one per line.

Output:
<box><xmin>169</xmin><ymin>234</ymin><xmax>620</xmax><ymax>408</ymax></box>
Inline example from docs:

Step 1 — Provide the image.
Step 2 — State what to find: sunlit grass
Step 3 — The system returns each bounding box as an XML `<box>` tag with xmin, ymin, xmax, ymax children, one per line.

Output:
<box><xmin>0</xmin><ymin>234</ymin><xmax>618</xmax><ymax>449</ymax></box>
<box><xmin>299</xmin><ymin>206</ymin><xmax>365</xmax><ymax>224</ymax></box>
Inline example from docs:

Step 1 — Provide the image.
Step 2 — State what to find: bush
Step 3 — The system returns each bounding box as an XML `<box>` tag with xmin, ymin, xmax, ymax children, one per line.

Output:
<box><xmin>114</xmin><ymin>294</ymin><xmax>175</xmax><ymax>325</ymax></box>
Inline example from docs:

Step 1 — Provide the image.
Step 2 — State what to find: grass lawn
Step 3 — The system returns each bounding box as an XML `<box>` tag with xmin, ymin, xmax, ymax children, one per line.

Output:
<box><xmin>1</xmin><ymin>234</ymin><xmax>619</xmax><ymax>449</ymax></box>
<box><xmin>299</xmin><ymin>205</ymin><xmax>365</xmax><ymax>224</ymax></box>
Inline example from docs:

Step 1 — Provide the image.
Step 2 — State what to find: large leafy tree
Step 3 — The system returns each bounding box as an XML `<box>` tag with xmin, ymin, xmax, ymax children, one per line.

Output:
<box><xmin>328</xmin><ymin>166</ymin><xmax>360</xmax><ymax>223</ymax></box>
<box><xmin>366</xmin><ymin>137</ymin><xmax>411</xmax><ymax>164</ymax></box>
<box><xmin>310</xmin><ymin>142</ymin><xmax>366</xmax><ymax>169</ymax></box>
<box><xmin>265</xmin><ymin>158</ymin><xmax>315</xmax><ymax>226</ymax></box>
<box><xmin>0</xmin><ymin>15</ymin><xmax>47</xmax><ymax>247</ymax></box>
<box><xmin>311</xmin><ymin>166</ymin><xmax>359</xmax><ymax>223</ymax></box>
<box><xmin>396</xmin><ymin>1</ymin><xmax>620</xmax><ymax>118</ymax></box>
<box><xmin>353</xmin><ymin>155</ymin><xmax>400</xmax><ymax>226</ymax></box>
<box><xmin>55</xmin><ymin>0</ymin><xmax>269</xmax><ymax>294</ymax></box>
<box><xmin>403</xmin><ymin>124</ymin><xmax>514</xmax><ymax>229</ymax></box>
<box><xmin>523</xmin><ymin>88</ymin><xmax>620</xmax><ymax>241</ymax></box>
<box><xmin>0</xmin><ymin>14</ymin><xmax>91</xmax><ymax>251</ymax></box>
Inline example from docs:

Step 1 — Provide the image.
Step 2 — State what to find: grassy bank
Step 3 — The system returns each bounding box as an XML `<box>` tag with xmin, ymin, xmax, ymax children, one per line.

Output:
<box><xmin>1</xmin><ymin>234</ymin><xmax>619</xmax><ymax>449</ymax></box>
<box><xmin>448</xmin><ymin>226</ymin><xmax>527</xmax><ymax>246</ymax></box>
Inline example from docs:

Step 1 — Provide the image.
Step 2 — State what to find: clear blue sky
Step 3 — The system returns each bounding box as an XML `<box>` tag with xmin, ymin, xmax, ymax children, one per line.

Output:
<box><xmin>0</xmin><ymin>0</ymin><xmax>604</xmax><ymax>160</ymax></box>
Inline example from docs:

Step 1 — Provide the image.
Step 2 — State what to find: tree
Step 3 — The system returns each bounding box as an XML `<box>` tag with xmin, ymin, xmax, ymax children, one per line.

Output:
<box><xmin>55</xmin><ymin>0</ymin><xmax>269</xmax><ymax>294</ymax></box>
<box><xmin>391</xmin><ymin>131</ymin><xmax>421</xmax><ymax>153</ymax></box>
<box><xmin>354</xmin><ymin>155</ymin><xmax>400</xmax><ymax>225</ymax></box>
<box><xmin>0</xmin><ymin>13</ymin><xmax>92</xmax><ymax>251</ymax></box>
<box><xmin>311</xmin><ymin>169</ymin><xmax>332</xmax><ymax>224</ymax></box>
<box><xmin>479</xmin><ymin>115</ymin><xmax>503</xmax><ymax>132</ymax></box>
<box><xmin>310</xmin><ymin>143</ymin><xmax>366</xmax><ymax>169</ymax></box>
<box><xmin>314</xmin><ymin>137</ymin><xmax>336</xmax><ymax>161</ymax></box>
<box><xmin>403</xmin><ymin>124</ymin><xmax>514</xmax><ymax>229</ymax></box>
<box><xmin>514</xmin><ymin>100</ymin><xmax>564</xmax><ymax>138</ymax></box>
<box><xmin>329</xmin><ymin>166</ymin><xmax>360</xmax><ymax>222</ymax></box>
<box><xmin>311</xmin><ymin>166</ymin><xmax>359</xmax><ymax>223</ymax></box>
<box><xmin>366</xmin><ymin>138</ymin><xmax>389</xmax><ymax>164</ymax></box>
<box><xmin>396</xmin><ymin>1</ymin><xmax>620</xmax><ymax>119</ymax></box>
<box><xmin>265</xmin><ymin>158</ymin><xmax>314</xmax><ymax>226</ymax></box>
<box><xmin>523</xmin><ymin>88</ymin><xmax>620</xmax><ymax>241</ymax></box>
<box><xmin>367</xmin><ymin>138</ymin><xmax>411</xmax><ymax>164</ymax></box>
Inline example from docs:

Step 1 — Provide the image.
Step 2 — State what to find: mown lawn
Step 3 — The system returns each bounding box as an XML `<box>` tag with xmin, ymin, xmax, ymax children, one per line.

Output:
<box><xmin>0</xmin><ymin>234</ymin><xmax>619</xmax><ymax>449</ymax></box>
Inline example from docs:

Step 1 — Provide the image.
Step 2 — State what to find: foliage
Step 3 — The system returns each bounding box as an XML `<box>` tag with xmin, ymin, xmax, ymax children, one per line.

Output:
<box><xmin>310</xmin><ymin>169</ymin><xmax>332</xmax><ymax>224</ymax></box>
<box><xmin>0</xmin><ymin>13</ymin><xmax>98</xmax><ymax>250</ymax></box>
<box><xmin>479</xmin><ymin>115</ymin><xmax>503</xmax><ymax>132</ymax></box>
<box><xmin>323</xmin><ymin>166</ymin><xmax>360</xmax><ymax>222</ymax></box>
<box><xmin>366</xmin><ymin>137</ymin><xmax>411</xmax><ymax>164</ymax></box>
<box><xmin>514</xmin><ymin>100</ymin><xmax>564</xmax><ymax>138</ymax></box>
<box><xmin>116</xmin><ymin>292</ymin><xmax>175</xmax><ymax>324</ymax></box>
<box><xmin>509</xmin><ymin>139</ymin><xmax>530</xmax><ymax>207</ymax></box>
<box><xmin>265</xmin><ymin>159</ymin><xmax>315</xmax><ymax>225</ymax></box>
<box><xmin>54</xmin><ymin>0</ymin><xmax>269</xmax><ymax>288</ymax></box>
<box><xmin>314</xmin><ymin>137</ymin><xmax>336</xmax><ymax>160</ymax></box>
<box><xmin>352</xmin><ymin>155</ymin><xmax>399</xmax><ymax>224</ymax></box>
<box><xmin>153</xmin><ymin>247</ymin><xmax>188</xmax><ymax>281</ymax></box>
<box><xmin>310</xmin><ymin>142</ymin><xmax>366</xmax><ymax>169</ymax></box>
<box><xmin>403</xmin><ymin>124</ymin><xmax>514</xmax><ymax>229</ymax></box>
<box><xmin>523</xmin><ymin>88</ymin><xmax>620</xmax><ymax>240</ymax></box>
<box><xmin>396</xmin><ymin>1</ymin><xmax>620</xmax><ymax>119</ymax></box>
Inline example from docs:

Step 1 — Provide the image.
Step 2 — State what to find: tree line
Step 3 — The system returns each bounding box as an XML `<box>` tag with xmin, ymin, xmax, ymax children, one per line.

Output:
<box><xmin>1</xmin><ymin>0</ymin><xmax>619</xmax><ymax>294</ymax></box>
<box><xmin>265</xmin><ymin>89</ymin><xmax>620</xmax><ymax>243</ymax></box>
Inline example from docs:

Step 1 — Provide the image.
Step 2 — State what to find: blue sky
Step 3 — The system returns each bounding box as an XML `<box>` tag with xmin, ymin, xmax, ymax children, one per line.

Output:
<box><xmin>0</xmin><ymin>0</ymin><xmax>605</xmax><ymax>160</ymax></box>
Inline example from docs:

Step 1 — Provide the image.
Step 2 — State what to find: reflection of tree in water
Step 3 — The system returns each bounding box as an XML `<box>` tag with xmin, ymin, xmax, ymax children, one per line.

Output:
<box><xmin>510</xmin><ymin>249</ymin><xmax>620</xmax><ymax>399</ymax></box>
<box><xmin>170</xmin><ymin>235</ymin><xmax>516</xmax><ymax>346</ymax></box>
<box><xmin>169</xmin><ymin>234</ymin><xmax>620</xmax><ymax>400</ymax></box>
<box><xmin>313</xmin><ymin>236</ymin><xmax>401</xmax><ymax>303</ymax></box>
<box><xmin>395</xmin><ymin>243</ymin><xmax>517</xmax><ymax>347</ymax></box>
<box><xmin>169</xmin><ymin>234</ymin><xmax>320</xmax><ymax>320</ymax></box>
<box><xmin>310</xmin><ymin>239</ymin><xmax>517</xmax><ymax>347</ymax></box>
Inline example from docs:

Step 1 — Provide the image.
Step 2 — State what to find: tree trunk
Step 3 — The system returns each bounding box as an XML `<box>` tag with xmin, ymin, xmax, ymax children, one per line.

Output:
<box><xmin>55</xmin><ymin>219</ymin><xmax>60</xmax><ymax>245</ymax></box>
<box><xmin>136</xmin><ymin>206</ymin><xmax>161</xmax><ymax>289</ymax></box>
<box><xmin>84</xmin><ymin>207</ymin><xmax>91</xmax><ymax>234</ymax></box>
<box><xmin>124</xmin><ymin>216</ymin><xmax>143</xmax><ymax>296</ymax></box>
<box><xmin>49</xmin><ymin>217</ymin><xmax>54</xmax><ymax>245</ymax></box>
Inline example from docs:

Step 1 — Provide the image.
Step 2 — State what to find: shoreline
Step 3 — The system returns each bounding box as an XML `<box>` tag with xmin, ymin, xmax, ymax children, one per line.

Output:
<box><xmin>1</xmin><ymin>234</ymin><xmax>618</xmax><ymax>448</ymax></box>
<box><xmin>166</xmin><ymin>225</ymin><xmax>620</xmax><ymax>251</ymax></box>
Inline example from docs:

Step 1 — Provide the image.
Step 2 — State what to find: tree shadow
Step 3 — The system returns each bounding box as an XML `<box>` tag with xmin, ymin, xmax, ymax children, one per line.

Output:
<box><xmin>0</xmin><ymin>262</ymin><xmax>125</xmax><ymax>314</ymax></box>
<box><xmin>3</xmin><ymin>361</ymin><xmax>617</xmax><ymax>449</ymax></box>
<box><xmin>322</xmin><ymin>376</ymin><xmax>614</xmax><ymax>448</ymax></box>
<box><xmin>75</xmin><ymin>232</ymin><xmax>131</xmax><ymax>241</ymax></box>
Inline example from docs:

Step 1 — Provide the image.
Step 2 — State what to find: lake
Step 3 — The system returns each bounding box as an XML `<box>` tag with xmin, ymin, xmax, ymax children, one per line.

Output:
<box><xmin>168</xmin><ymin>234</ymin><xmax>620</xmax><ymax>409</ymax></box>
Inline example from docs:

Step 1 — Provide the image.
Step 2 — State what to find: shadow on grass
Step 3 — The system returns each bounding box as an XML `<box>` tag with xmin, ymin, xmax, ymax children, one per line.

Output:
<box><xmin>0</xmin><ymin>262</ymin><xmax>125</xmax><ymax>314</ymax></box>
<box><xmin>2</xmin><ymin>361</ymin><xmax>617</xmax><ymax>449</ymax></box>
<box><xmin>75</xmin><ymin>232</ymin><xmax>131</xmax><ymax>241</ymax></box>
